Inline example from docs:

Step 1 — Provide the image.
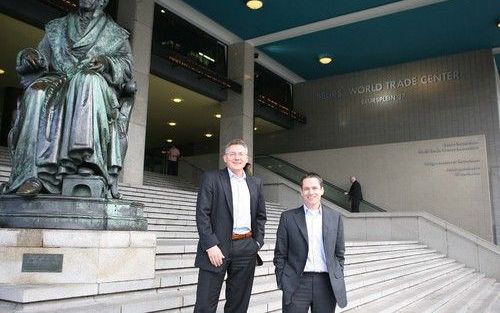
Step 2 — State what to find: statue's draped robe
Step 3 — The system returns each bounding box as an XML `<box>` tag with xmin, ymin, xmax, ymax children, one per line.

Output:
<box><xmin>7</xmin><ymin>12</ymin><xmax>133</xmax><ymax>194</ymax></box>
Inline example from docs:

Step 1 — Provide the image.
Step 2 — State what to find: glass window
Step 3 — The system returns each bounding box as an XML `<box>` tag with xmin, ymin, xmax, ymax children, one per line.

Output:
<box><xmin>152</xmin><ymin>4</ymin><xmax>227</xmax><ymax>77</ymax></box>
<box><xmin>255</xmin><ymin>63</ymin><xmax>293</xmax><ymax>109</ymax></box>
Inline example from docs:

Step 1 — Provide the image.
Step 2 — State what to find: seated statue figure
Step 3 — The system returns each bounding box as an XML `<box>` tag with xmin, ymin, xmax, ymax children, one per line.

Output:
<box><xmin>4</xmin><ymin>0</ymin><xmax>134</xmax><ymax>198</ymax></box>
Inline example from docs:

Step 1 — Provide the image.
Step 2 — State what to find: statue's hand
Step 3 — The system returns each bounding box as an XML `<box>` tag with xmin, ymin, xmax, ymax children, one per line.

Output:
<box><xmin>111</xmin><ymin>108</ymin><xmax>119</xmax><ymax>120</ymax></box>
<box><xmin>17</xmin><ymin>49</ymin><xmax>45</xmax><ymax>75</ymax></box>
<box><xmin>88</xmin><ymin>55</ymin><xmax>108</xmax><ymax>73</ymax></box>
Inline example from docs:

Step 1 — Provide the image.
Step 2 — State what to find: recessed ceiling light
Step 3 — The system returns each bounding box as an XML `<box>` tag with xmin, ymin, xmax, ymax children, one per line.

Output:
<box><xmin>172</xmin><ymin>98</ymin><xmax>183</xmax><ymax>103</ymax></box>
<box><xmin>166</xmin><ymin>139</ymin><xmax>173</xmax><ymax>143</ymax></box>
<box><xmin>168</xmin><ymin>121</ymin><xmax>176</xmax><ymax>126</ymax></box>
<box><xmin>319</xmin><ymin>56</ymin><xmax>333</xmax><ymax>65</ymax></box>
<box><xmin>214</xmin><ymin>113</ymin><xmax>222</xmax><ymax>118</ymax></box>
<box><xmin>0</xmin><ymin>69</ymin><xmax>5</xmax><ymax>75</ymax></box>
<box><xmin>254</xmin><ymin>127</ymin><xmax>258</xmax><ymax>131</ymax></box>
<box><xmin>161</xmin><ymin>9</ymin><xmax>166</xmax><ymax>14</ymax></box>
<box><xmin>204</xmin><ymin>133</ymin><xmax>213</xmax><ymax>138</ymax></box>
<box><xmin>246</xmin><ymin>0</ymin><xmax>263</xmax><ymax>10</ymax></box>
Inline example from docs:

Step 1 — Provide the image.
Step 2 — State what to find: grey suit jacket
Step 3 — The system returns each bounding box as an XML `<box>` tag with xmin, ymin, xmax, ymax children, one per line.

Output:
<box><xmin>194</xmin><ymin>168</ymin><xmax>267</xmax><ymax>272</ymax></box>
<box><xmin>273</xmin><ymin>206</ymin><xmax>347</xmax><ymax>308</ymax></box>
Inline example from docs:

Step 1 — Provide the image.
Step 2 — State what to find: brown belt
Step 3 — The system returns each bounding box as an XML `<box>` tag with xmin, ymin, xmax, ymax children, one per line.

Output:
<box><xmin>231</xmin><ymin>231</ymin><xmax>253</xmax><ymax>241</ymax></box>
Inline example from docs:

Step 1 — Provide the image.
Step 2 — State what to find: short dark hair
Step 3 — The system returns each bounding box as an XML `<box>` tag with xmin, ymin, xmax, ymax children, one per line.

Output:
<box><xmin>224</xmin><ymin>139</ymin><xmax>248</xmax><ymax>154</ymax></box>
<box><xmin>301</xmin><ymin>172</ymin><xmax>324</xmax><ymax>188</ymax></box>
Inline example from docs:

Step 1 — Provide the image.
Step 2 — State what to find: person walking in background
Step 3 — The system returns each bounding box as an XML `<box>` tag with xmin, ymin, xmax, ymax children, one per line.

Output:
<box><xmin>274</xmin><ymin>172</ymin><xmax>347</xmax><ymax>313</ymax></box>
<box><xmin>194</xmin><ymin>139</ymin><xmax>267</xmax><ymax>313</ymax></box>
<box><xmin>166</xmin><ymin>145</ymin><xmax>180</xmax><ymax>176</ymax></box>
<box><xmin>244</xmin><ymin>162</ymin><xmax>253</xmax><ymax>176</ymax></box>
<box><xmin>345</xmin><ymin>176</ymin><xmax>363</xmax><ymax>213</ymax></box>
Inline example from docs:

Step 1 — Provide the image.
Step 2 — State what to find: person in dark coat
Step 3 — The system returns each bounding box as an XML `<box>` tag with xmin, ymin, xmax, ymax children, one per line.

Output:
<box><xmin>274</xmin><ymin>173</ymin><xmax>347</xmax><ymax>312</ymax></box>
<box><xmin>194</xmin><ymin>139</ymin><xmax>266</xmax><ymax>313</ymax></box>
<box><xmin>345</xmin><ymin>176</ymin><xmax>363</xmax><ymax>213</ymax></box>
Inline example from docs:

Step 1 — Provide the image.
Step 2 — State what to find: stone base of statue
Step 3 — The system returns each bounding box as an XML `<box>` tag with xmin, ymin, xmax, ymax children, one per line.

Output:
<box><xmin>0</xmin><ymin>228</ymin><xmax>156</xmax><ymax>290</ymax></box>
<box><xmin>0</xmin><ymin>195</ymin><xmax>147</xmax><ymax>231</ymax></box>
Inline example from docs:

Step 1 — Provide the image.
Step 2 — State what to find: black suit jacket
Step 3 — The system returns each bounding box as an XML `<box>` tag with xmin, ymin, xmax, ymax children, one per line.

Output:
<box><xmin>194</xmin><ymin>168</ymin><xmax>267</xmax><ymax>272</ymax></box>
<box><xmin>348</xmin><ymin>180</ymin><xmax>363</xmax><ymax>201</ymax></box>
<box><xmin>274</xmin><ymin>206</ymin><xmax>347</xmax><ymax>308</ymax></box>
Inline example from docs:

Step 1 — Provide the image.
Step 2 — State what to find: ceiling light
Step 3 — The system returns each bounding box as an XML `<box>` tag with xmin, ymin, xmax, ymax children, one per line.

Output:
<box><xmin>254</xmin><ymin>127</ymin><xmax>258</xmax><ymax>131</ymax></box>
<box><xmin>172</xmin><ymin>98</ymin><xmax>183</xmax><ymax>103</ymax></box>
<box><xmin>246</xmin><ymin>0</ymin><xmax>263</xmax><ymax>10</ymax></box>
<box><xmin>168</xmin><ymin>121</ymin><xmax>176</xmax><ymax>126</ymax></box>
<box><xmin>214</xmin><ymin>114</ymin><xmax>222</xmax><ymax>118</ymax></box>
<box><xmin>204</xmin><ymin>133</ymin><xmax>213</xmax><ymax>138</ymax></box>
<box><xmin>161</xmin><ymin>9</ymin><xmax>166</xmax><ymax>14</ymax></box>
<box><xmin>0</xmin><ymin>69</ymin><xmax>5</xmax><ymax>75</ymax></box>
<box><xmin>319</xmin><ymin>56</ymin><xmax>333</xmax><ymax>65</ymax></box>
<box><xmin>497</xmin><ymin>21</ymin><xmax>500</xmax><ymax>28</ymax></box>
<box><xmin>166</xmin><ymin>139</ymin><xmax>173</xmax><ymax>143</ymax></box>
<box><xmin>198</xmin><ymin>52</ymin><xmax>215</xmax><ymax>63</ymax></box>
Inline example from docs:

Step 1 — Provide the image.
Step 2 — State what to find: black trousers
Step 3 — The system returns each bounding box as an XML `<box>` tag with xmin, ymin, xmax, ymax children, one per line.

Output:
<box><xmin>351</xmin><ymin>199</ymin><xmax>360</xmax><ymax>213</ymax></box>
<box><xmin>167</xmin><ymin>160</ymin><xmax>178</xmax><ymax>176</ymax></box>
<box><xmin>194</xmin><ymin>238</ymin><xmax>258</xmax><ymax>313</ymax></box>
<box><xmin>283</xmin><ymin>272</ymin><xmax>336</xmax><ymax>313</ymax></box>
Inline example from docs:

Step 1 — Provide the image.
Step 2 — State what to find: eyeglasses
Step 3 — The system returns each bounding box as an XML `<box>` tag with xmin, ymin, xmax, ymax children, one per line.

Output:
<box><xmin>225</xmin><ymin>152</ymin><xmax>247</xmax><ymax>158</ymax></box>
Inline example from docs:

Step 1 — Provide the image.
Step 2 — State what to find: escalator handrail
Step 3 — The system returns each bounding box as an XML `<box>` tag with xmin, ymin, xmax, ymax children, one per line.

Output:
<box><xmin>255</xmin><ymin>155</ymin><xmax>386</xmax><ymax>212</ymax></box>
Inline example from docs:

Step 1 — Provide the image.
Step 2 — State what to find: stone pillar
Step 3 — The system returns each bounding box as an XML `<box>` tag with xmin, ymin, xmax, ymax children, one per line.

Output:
<box><xmin>117</xmin><ymin>0</ymin><xmax>154</xmax><ymax>185</ymax></box>
<box><xmin>220</xmin><ymin>42</ymin><xmax>255</xmax><ymax>167</ymax></box>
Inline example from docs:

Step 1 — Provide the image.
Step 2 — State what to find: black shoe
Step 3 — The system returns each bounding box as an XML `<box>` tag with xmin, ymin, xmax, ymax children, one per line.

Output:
<box><xmin>78</xmin><ymin>167</ymin><xmax>95</xmax><ymax>176</ymax></box>
<box><xmin>16</xmin><ymin>178</ymin><xmax>42</xmax><ymax>197</ymax></box>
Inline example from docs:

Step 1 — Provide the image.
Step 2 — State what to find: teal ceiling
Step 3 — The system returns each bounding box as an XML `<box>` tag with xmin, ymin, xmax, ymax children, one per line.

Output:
<box><xmin>180</xmin><ymin>0</ymin><xmax>500</xmax><ymax>79</ymax></box>
<box><xmin>181</xmin><ymin>0</ymin><xmax>401</xmax><ymax>39</ymax></box>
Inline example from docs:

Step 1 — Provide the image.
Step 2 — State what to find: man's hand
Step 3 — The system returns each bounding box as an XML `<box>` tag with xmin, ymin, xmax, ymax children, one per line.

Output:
<box><xmin>206</xmin><ymin>245</ymin><xmax>225</xmax><ymax>267</ymax></box>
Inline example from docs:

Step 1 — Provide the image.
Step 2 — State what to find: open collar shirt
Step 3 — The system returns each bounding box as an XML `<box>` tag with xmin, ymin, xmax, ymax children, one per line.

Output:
<box><xmin>303</xmin><ymin>204</ymin><xmax>328</xmax><ymax>272</ymax></box>
<box><xmin>228</xmin><ymin>168</ymin><xmax>251</xmax><ymax>234</ymax></box>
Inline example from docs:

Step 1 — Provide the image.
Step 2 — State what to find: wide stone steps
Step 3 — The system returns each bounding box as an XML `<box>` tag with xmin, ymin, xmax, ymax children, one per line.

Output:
<box><xmin>0</xmin><ymin>147</ymin><xmax>498</xmax><ymax>312</ymax></box>
<box><xmin>398</xmin><ymin>273</ymin><xmax>488</xmax><ymax>313</ymax></box>
<box><xmin>433</xmin><ymin>280</ymin><xmax>500</xmax><ymax>313</ymax></box>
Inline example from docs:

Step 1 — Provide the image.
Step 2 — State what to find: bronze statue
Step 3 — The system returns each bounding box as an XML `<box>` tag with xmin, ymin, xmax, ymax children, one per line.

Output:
<box><xmin>3</xmin><ymin>0</ymin><xmax>135</xmax><ymax>199</ymax></box>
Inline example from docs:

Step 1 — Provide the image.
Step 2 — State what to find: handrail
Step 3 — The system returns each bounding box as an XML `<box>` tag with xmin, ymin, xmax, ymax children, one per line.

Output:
<box><xmin>255</xmin><ymin>155</ymin><xmax>386</xmax><ymax>212</ymax></box>
<box><xmin>178</xmin><ymin>158</ymin><xmax>205</xmax><ymax>187</ymax></box>
<box><xmin>179</xmin><ymin>158</ymin><xmax>205</xmax><ymax>174</ymax></box>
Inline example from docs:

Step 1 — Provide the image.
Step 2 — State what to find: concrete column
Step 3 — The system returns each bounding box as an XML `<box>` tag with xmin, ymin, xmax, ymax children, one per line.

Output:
<box><xmin>219</xmin><ymin>42</ymin><xmax>254</xmax><ymax>167</ymax></box>
<box><xmin>117</xmin><ymin>0</ymin><xmax>154</xmax><ymax>185</ymax></box>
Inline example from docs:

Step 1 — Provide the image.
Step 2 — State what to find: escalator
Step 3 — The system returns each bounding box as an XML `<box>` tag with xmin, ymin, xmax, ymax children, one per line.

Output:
<box><xmin>254</xmin><ymin>155</ymin><xmax>385</xmax><ymax>213</ymax></box>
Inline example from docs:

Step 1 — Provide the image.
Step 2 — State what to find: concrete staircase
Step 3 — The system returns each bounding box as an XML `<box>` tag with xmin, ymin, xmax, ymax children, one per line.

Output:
<box><xmin>0</xmin><ymin>147</ymin><xmax>498</xmax><ymax>312</ymax></box>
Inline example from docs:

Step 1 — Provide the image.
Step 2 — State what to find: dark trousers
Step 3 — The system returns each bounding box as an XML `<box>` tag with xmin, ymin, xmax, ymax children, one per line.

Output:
<box><xmin>194</xmin><ymin>238</ymin><xmax>258</xmax><ymax>313</ymax></box>
<box><xmin>167</xmin><ymin>160</ymin><xmax>178</xmax><ymax>176</ymax></box>
<box><xmin>283</xmin><ymin>273</ymin><xmax>336</xmax><ymax>313</ymax></box>
<box><xmin>351</xmin><ymin>199</ymin><xmax>360</xmax><ymax>213</ymax></box>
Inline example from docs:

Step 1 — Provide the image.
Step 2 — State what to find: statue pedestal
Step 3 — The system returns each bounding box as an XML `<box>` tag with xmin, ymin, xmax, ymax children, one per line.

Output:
<box><xmin>0</xmin><ymin>195</ymin><xmax>147</xmax><ymax>231</ymax></box>
<box><xmin>0</xmin><ymin>228</ymin><xmax>156</xmax><ymax>286</ymax></box>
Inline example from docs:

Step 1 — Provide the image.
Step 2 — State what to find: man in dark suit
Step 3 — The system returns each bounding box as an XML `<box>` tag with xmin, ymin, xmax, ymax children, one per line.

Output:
<box><xmin>194</xmin><ymin>139</ymin><xmax>267</xmax><ymax>313</ymax></box>
<box><xmin>274</xmin><ymin>173</ymin><xmax>347</xmax><ymax>313</ymax></box>
<box><xmin>346</xmin><ymin>176</ymin><xmax>363</xmax><ymax>213</ymax></box>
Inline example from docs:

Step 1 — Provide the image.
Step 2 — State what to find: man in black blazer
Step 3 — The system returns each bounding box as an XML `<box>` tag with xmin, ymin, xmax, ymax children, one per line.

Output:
<box><xmin>274</xmin><ymin>173</ymin><xmax>347</xmax><ymax>313</ymax></box>
<box><xmin>346</xmin><ymin>176</ymin><xmax>363</xmax><ymax>213</ymax></box>
<box><xmin>194</xmin><ymin>139</ymin><xmax>267</xmax><ymax>313</ymax></box>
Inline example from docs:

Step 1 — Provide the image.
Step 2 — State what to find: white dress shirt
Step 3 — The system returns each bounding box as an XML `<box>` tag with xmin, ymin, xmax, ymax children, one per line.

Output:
<box><xmin>228</xmin><ymin>168</ymin><xmax>251</xmax><ymax>234</ymax></box>
<box><xmin>303</xmin><ymin>205</ymin><xmax>328</xmax><ymax>272</ymax></box>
